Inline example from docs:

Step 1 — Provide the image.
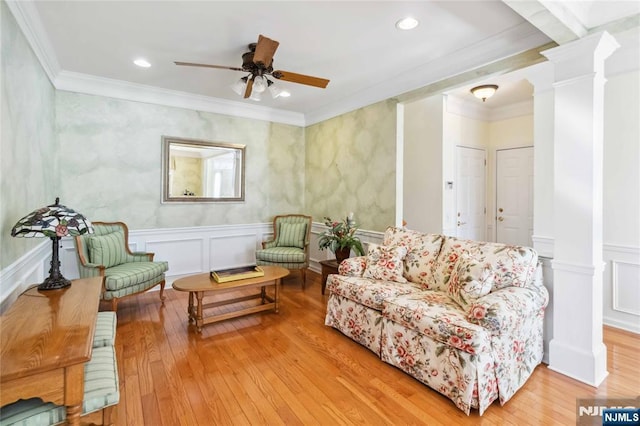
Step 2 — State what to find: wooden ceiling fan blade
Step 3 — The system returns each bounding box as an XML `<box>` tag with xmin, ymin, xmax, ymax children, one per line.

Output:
<box><xmin>244</xmin><ymin>78</ymin><xmax>253</xmax><ymax>99</ymax></box>
<box><xmin>272</xmin><ymin>70</ymin><xmax>330</xmax><ymax>88</ymax></box>
<box><xmin>253</xmin><ymin>35</ymin><xmax>279</xmax><ymax>68</ymax></box>
<box><xmin>174</xmin><ymin>61</ymin><xmax>244</xmax><ymax>72</ymax></box>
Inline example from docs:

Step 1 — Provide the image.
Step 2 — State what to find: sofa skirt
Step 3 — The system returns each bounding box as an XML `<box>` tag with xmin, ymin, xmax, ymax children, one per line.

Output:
<box><xmin>380</xmin><ymin>318</ymin><xmax>499</xmax><ymax>415</ymax></box>
<box><xmin>324</xmin><ymin>293</ymin><xmax>383</xmax><ymax>356</ymax></box>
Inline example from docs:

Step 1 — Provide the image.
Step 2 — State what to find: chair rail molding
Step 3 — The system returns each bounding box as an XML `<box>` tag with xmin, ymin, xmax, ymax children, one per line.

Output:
<box><xmin>0</xmin><ymin>240</ymin><xmax>50</xmax><ymax>313</ymax></box>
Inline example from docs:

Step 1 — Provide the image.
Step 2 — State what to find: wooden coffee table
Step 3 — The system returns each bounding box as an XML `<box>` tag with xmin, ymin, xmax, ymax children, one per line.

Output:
<box><xmin>172</xmin><ymin>266</ymin><xmax>289</xmax><ymax>332</ymax></box>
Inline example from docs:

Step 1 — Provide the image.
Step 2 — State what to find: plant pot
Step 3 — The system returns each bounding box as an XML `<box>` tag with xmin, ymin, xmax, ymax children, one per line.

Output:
<box><xmin>334</xmin><ymin>247</ymin><xmax>351</xmax><ymax>264</ymax></box>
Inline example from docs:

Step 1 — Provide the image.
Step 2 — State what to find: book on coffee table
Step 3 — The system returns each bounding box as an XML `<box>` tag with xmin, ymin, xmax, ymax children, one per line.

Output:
<box><xmin>210</xmin><ymin>265</ymin><xmax>265</xmax><ymax>283</ymax></box>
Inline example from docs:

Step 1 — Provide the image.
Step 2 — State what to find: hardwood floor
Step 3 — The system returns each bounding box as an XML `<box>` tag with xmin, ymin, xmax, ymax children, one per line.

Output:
<box><xmin>111</xmin><ymin>271</ymin><xmax>639</xmax><ymax>425</ymax></box>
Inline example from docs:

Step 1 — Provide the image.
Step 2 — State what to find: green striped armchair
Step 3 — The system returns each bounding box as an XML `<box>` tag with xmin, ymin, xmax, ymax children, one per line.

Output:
<box><xmin>74</xmin><ymin>222</ymin><xmax>168</xmax><ymax>311</ymax></box>
<box><xmin>256</xmin><ymin>215</ymin><xmax>312</xmax><ymax>288</ymax></box>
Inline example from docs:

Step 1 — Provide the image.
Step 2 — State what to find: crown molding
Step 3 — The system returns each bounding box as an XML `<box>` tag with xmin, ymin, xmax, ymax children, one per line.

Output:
<box><xmin>5</xmin><ymin>0</ymin><xmax>60</xmax><ymax>83</ymax></box>
<box><xmin>54</xmin><ymin>71</ymin><xmax>305</xmax><ymax>126</ymax></box>
<box><xmin>489</xmin><ymin>99</ymin><xmax>534</xmax><ymax>121</ymax></box>
<box><xmin>446</xmin><ymin>95</ymin><xmax>533</xmax><ymax>122</ymax></box>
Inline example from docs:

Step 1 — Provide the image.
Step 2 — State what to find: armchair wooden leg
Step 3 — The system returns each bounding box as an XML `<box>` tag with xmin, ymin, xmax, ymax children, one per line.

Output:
<box><xmin>300</xmin><ymin>269</ymin><xmax>306</xmax><ymax>289</ymax></box>
<box><xmin>159</xmin><ymin>280</ymin><xmax>166</xmax><ymax>302</ymax></box>
<box><xmin>110</xmin><ymin>298</ymin><xmax>118</xmax><ymax>312</ymax></box>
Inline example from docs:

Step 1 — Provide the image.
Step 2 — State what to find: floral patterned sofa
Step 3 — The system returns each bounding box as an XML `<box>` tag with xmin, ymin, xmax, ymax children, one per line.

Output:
<box><xmin>324</xmin><ymin>227</ymin><xmax>548</xmax><ymax>415</ymax></box>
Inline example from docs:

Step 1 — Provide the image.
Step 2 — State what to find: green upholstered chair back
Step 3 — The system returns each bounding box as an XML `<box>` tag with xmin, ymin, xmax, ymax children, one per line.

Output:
<box><xmin>75</xmin><ymin>222</ymin><xmax>131</xmax><ymax>268</ymax></box>
<box><xmin>272</xmin><ymin>214</ymin><xmax>312</xmax><ymax>250</ymax></box>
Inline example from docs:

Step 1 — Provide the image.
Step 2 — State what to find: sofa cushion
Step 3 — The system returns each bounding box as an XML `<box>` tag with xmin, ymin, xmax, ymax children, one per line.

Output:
<box><xmin>362</xmin><ymin>243</ymin><xmax>408</xmax><ymax>283</ymax></box>
<box><xmin>383</xmin><ymin>291</ymin><xmax>491</xmax><ymax>356</ymax></box>
<box><xmin>89</xmin><ymin>231</ymin><xmax>127</xmax><ymax>268</ymax></box>
<box><xmin>382</xmin><ymin>227</ymin><xmax>444</xmax><ymax>288</ymax></box>
<box><xmin>326</xmin><ymin>274</ymin><xmax>420</xmax><ymax>311</ymax></box>
<box><xmin>276</xmin><ymin>222</ymin><xmax>306</xmax><ymax>249</ymax></box>
<box><xmin>447</xmin><ymin>254</ymin><xmax>494</xmax><ymax>309</ymax></box>
<box><xmin>431</xmin><ymin>237</ymin><xmax>538</xmax><ymax>293</ymax></box>
<box><xmin>338</xmin><ymin>256</ymin><xmax>367</xmax><ymax>276</ymax></box>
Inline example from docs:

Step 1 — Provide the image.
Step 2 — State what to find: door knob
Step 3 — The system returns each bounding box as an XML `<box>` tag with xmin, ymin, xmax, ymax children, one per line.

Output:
<box><xmin>498</xmin><ymin>208</ymin><xmax>504</xmax><ymax>213</ymax></box>
<box><xmin>457</xmin><ymin>221</ymin><xmax>467</xmax><ymax>226</ymax></box>
<box><xmin>498</xmin><ymin>216</ymin><xmax>504</xmax><ymax>222</ymax></box>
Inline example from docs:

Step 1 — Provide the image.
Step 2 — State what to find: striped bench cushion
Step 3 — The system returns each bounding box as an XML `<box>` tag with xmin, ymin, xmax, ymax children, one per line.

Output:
<box><xmin>0</xmin><ymin>346</ymin><xmax>119</xmax><ymax>425</ymax></box>
<box><xmin>93</xmin><ymin>312</ymin><xmax>116</xmax><ymax>348</ymax></box>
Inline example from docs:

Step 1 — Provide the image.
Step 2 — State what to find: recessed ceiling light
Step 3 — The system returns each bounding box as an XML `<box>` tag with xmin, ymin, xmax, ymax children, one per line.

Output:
<box><xmin>396</xmin><ymin>17</ymin><xmax>419</xmax><ymax>30</ymax></box>
<box><xmin>133</xmin><ymin>58</ymin><xmax>151</xmax><ymax>68</ymax></box>
<box><xmin>279</xmin><ymin>90</ymin><xmax>291</xmax><ymax>98</ymax></box>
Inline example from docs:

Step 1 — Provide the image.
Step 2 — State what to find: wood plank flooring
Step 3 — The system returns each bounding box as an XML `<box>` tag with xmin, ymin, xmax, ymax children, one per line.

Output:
<box><xmin>110</xmin><ymin>271</ymin><xmax>639</xmax><ymax>425</ymax></box>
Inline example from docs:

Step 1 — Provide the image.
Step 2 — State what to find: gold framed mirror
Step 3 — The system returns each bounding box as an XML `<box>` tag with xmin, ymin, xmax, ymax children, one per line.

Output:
<box><xmin>162</xmin><ymin>136</ymin><xmax>245</xmax><ymax>203</ymax></box>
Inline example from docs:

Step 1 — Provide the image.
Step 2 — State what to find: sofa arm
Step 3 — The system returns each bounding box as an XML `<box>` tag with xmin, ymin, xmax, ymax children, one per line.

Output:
<box><xmin>338</xmin><ymin>256</ymin><xmax>367</xmax><ymax>276</ymax></box>
<box><xmin>467</xmin><ymin>285</ymin><xmax>549</xmax><ymax>334</ymax></box>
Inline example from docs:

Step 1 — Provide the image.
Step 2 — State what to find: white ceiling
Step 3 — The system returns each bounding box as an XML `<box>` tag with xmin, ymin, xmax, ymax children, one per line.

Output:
<box><xmin>10</xmin><ymin>1</ymin><xmax>640</xmax><ymax>125</ymax></box>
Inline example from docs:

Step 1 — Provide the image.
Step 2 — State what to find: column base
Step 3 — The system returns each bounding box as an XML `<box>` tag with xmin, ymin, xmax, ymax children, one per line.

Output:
<box><xmin>548</xmin><ymin>338</ymin><xmax>608</xmax><ymax>386</ymax></box>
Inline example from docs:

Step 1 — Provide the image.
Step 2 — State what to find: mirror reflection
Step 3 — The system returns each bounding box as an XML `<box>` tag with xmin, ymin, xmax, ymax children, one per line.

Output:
<box><xmin>162</xmin><ymin>136</ymin><xmax>245</xmax><ymax>202</ymax></box>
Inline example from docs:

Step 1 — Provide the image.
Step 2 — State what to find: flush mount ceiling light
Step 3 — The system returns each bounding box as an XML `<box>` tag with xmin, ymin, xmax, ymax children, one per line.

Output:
<box><xmin>396</xmin><ymin>17</ymin><xmax>419</xmax><ymax>30</ymax></box>
<box><xmin>471</xmin><ymin>84</ymin><xmax>499</xmax><ymax>102</ymax></box>
<box><xmin>133</xmin><ymin>58</ymin><xmax>151</xmax><ymax>68</ymax></box>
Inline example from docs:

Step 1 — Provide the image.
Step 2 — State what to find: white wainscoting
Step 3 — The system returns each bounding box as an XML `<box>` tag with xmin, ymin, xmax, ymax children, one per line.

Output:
<box><xmin>55</xmin><ymin>222</ymin><xmax>384</xmax><ymax>284</ymax></box>
<box><xmin>0</xmin><ymin>240</ymin><xmax>51</xmax><ymax>313</ymax></box>
<box><xmin>533</xmin><ymin>237</ymin><xmax>640</xmax><ymax>335</ymax></box>
<box><xmin>603</xmin><ymin>243</ymin><xmax>640</xmax><ymax>333</ymax></box>
<box><xmin>58</xmin><ymin>223</ymin><xmax>276</xmax><ymax>284</ymax></box>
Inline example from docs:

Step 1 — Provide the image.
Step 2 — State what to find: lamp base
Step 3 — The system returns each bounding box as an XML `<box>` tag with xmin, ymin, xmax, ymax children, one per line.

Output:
<box><xmin>38</xmin><ymin>275</ymin><xmax>72</xmax><ymax>291</ymax></box>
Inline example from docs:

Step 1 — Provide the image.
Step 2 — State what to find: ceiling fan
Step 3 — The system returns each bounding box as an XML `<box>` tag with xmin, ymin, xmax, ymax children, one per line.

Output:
<box><xmin>175</xmin><ymin>34</ymin><xmax>330</xmax><ymax>100</ymax></box>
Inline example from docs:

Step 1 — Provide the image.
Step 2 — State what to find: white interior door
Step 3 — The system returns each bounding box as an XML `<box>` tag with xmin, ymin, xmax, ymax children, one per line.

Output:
<box><xmin>456</xmin><ymin>146</ymin><xmax>486</xmax><ymax>240</ymax></box>
<box><xmin>496</xmin><ymin>147</ymin><xmax>534</xmax><ymax>246</ymax></box>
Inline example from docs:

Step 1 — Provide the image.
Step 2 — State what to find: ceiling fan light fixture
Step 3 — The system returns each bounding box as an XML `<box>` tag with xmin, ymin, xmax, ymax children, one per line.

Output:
<box><xmin>249</xmin><ymin>88</ymin><xmax>261</xmax><ymax>101</ymax></box>
<box><xmin>267</xmin><ymin>80</ymin><xmax>283</xmax><ymax>99</ymax></box>
<box><xmin>252</xmin><ymin>76</ymin><xmax>267</xmax><ymax>93</ymax></box>
<box><xmin>230</xmin><ymin>76</ymin><xmax>248</xmax><ymax>96</ymax></box>
<box><xmin>471</xmin><ymin>84</ymin><xmax>499</xmax><ymax>102</ymax></box>
<box><xmin>396</xmin><ymin>17</ymin><xmax>419</xmax><ymax>30</ymax></box>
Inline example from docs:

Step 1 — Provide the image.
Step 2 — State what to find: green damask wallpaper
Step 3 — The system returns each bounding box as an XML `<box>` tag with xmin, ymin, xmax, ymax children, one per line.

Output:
<box><xmin>0</xmin><ymin>2</ymin><xmax>58</xmax><ymax>269</ymax></box>
<box><xmin>55</xmin><ymin>92</ymin><xmax>305</xmax><ymax>229</ymax></box>
<box><xmin>305</xmin><ymin>99</ymin><xmax>397</xmax><ymax>232</ymax></box>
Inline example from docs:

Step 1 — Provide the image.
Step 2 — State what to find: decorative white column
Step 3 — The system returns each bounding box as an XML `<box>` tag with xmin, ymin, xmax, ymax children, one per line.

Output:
<box><xmin>542</xmin><ymin>32</ymin><xmax>619</xmax><ymax>386</ymax></box>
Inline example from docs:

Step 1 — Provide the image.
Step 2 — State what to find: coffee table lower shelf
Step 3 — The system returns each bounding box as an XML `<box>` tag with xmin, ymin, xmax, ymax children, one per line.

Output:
<box><xmin>173</xmin><ymin>266</ymin><xmax>289</xmax><ymax>333</ymax></box>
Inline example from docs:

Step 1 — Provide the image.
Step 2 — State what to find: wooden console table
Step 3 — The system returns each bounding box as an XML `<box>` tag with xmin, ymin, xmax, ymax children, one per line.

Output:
<box><xmin>0</xmin><ymin>277</ymin><xmax>102</xmax><ymax>425</ymax></box>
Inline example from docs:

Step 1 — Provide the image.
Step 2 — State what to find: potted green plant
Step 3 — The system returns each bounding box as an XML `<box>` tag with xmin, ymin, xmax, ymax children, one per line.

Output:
<box><xmin>318</xmin><ymin>214</ymin><xmax>365</xmax><ymax>263</ymax></box>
